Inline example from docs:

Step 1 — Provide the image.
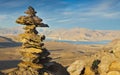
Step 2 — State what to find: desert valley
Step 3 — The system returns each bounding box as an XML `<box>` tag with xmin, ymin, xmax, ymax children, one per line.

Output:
<box><xmin>0</xmin><ymin>28</ymin><xmax>120</xmax><ymax>75</ymax></box>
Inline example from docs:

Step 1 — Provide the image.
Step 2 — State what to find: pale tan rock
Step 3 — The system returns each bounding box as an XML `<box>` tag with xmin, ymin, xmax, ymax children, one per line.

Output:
<box><xmin>98</xmin><ymin>52</ymin><xmax>116</xmax><ymax>74</ymax></box>
<box><xmin>107</xmin><ymin>71</ymin><xmax>120</xmax><ymax>75</ymax></box>
<box><xmin>84</xmin><ymin>66</ymin><xmax>94</xmax><ymax>75</ymax></box>
<box><xmin>18</xmin><ymin>61</ymin><xmax>43</xmax><ymax>69</ymax></box>
<box><xmin>23</xmin><ymin>25</ymin><xmax>38</xmax><ymax>34</ymax></box>
<box><xmin>67</xmin><ymin>60</ymin><xmax>85</xmax><ymax>75</ymax></box>
<box><xmin>113</xmin><ymin>43</ymin><xmax>120</xmax><ymax>58</ymax></box>
<box><xmin>19</xmin><ymin>33</ymin><xmax>42</xmax><ymax>43</ymax></box>
<box><xmin>7</xmin><ymin>68</ymin><xmax>42</xmax><ymax>75</ymax></box>
<box><xmin>44</xmin><ymin>72</ymin><xmax>49</xmax><ymax>75</ymax></box>
<box><xmin>21</xmin><ymin>52</ymin><xmax>39</xmax><ymax>58</ymax></box>
<box><xmin>109</xmin><ymin>61</ymin><xmax>120</xmax><ymax>71</ymax></box>
<box><xmin>20</xmin><ymin>48</ymin><xmax>42</xmax><ymax>53</ymax></box>
<box><xmin>16</xmin><ymin>16</ymin><xmax>26</xmax><ymax>25</ymax></box>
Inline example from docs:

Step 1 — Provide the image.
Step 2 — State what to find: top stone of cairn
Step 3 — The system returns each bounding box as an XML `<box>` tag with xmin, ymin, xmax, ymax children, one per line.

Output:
<box><xmin>16</xmin><ymin>6</ymin><xmax>49</xmax><ymax>27</ymax></box>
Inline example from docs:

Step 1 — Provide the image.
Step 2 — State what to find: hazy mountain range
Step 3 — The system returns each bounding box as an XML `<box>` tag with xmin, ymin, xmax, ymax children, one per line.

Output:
<box><xmin>45</xmin><ymin>28</ymin><xmax>120</xmax><ymax>41</ymax></box>
<box><xmin>0</xmin><ymin>27</ymin><xmax>120</xmax><ymax>41</ymax></box>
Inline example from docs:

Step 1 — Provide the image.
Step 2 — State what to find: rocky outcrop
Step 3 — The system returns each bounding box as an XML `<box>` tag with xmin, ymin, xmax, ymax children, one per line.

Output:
<box><xmin>67</xmin><ymin>60</ymin><xmax>85</xmax><ymax>75</ymax></box>
<box><xmin>67</xmin><ymin>39</ymin><xmax>120</xmax><ymax>75</ymax></box>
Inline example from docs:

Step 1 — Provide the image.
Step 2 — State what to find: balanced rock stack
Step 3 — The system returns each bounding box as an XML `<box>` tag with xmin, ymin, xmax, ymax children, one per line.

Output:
<box><xmin>7</xmin><ymin>6</ymin><xmax>69</xmax><ymax>75</ymax></box>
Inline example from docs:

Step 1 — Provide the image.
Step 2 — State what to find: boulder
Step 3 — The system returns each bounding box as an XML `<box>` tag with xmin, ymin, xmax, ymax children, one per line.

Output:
<box><xmin>109</xmin><ymin>61</ymin><xmax>120</xmax><ymax>71</ymax></box>
<box><xmin>113</xmin><ymin>43</ymin><xmax>120</xmax><ymax>58</ymax></box>
<box><xmin>84</xmin><ymin>66</ymin><xmax>94</xmax><ymax>75</ymax></box>
<box><xmin>107</xmin><ymin>71</ymin><xmax>120</xmax><ymax>75</ymax></box>
<box><xmin>67</xmin><ymin>60</ymin><xmax>85</xmax><ymax>75</ymax></box>
<box><xmin>98</xmin><ymin>52</ymin><xmax>116</xmax><ymax>74</ymax></box>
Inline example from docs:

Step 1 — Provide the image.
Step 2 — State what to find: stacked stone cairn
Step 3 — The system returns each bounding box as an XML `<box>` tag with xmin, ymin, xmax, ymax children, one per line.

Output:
<box><xmin>7</xmin><ymin>6</ymin><xmax>69</xmax><ymax>75</ymax></box>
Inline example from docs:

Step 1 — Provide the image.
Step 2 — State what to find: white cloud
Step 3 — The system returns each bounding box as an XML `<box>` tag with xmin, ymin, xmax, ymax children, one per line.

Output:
<box><xmin>87</xmin><ymin>0</ymin><xmax>120</xmax><ymax>18</ymax></box>
<box><xmin>0</xmin><ymin>14</ymin><xmax>18</xmax><ymax>27</ymax></box>
<box><xmin>57</xmin><ymin>19</ymin><xmax>72</xmax><ymax>23</ymax></box>
<box><xmin>44</xmin><ymin>18</ymin><xmax>58</xmax><ymax>22</ymax></box>
<box><xmin>103</xmin><ymin>12</ymin><xmax>120</xmax><ymax>18</ymax></box>
<box><xmin>91</xmin><ymin>1</ymin><xmax>111</xmax><ymax>12</ymax></box>
<box><xmin>77</xmin><ymin>11</ymin><xmax>120</xmax><ymax>19</ymax></box>
<box><xmin>59</xmin><ymin>0</ymin><xmax>120</xmax><ymax>20</ymax></box>
<box><xmin>62</xmin><ymin>11</ymin><xmax>74</xmax><ymax>15</ymax></box>
<box><xmin>72</xmin><ymin>0</ymin><xmax>120</xmax><ymax>19</ymax></box>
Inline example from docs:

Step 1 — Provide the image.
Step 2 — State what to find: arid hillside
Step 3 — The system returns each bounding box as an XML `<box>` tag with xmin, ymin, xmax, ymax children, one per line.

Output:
<box><xmin>45</xmin><ymin>28</ymin><xmax>120</xmax><ymax>41</ymax></box>
<box><xmin>0</xmin><ymin>27</ymin><xmax>120</xmax><ymax>41</ymax></box>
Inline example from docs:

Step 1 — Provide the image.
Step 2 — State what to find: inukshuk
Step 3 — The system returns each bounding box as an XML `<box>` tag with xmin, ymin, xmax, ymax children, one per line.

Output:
<box><xmin>8</xmin><ymin>6</ymin><xmax>51</xmax><ymax>75</ymax></box>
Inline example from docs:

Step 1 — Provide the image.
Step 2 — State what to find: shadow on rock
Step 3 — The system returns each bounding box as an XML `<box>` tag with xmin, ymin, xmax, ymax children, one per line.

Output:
<box><xmin>45</xmin><ymin>62</ymin><xmax>70</xmax><ymax>75</ymax></box>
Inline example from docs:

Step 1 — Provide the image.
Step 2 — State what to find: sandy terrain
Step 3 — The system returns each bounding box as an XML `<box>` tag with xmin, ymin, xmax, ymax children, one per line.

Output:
<box><xmin>0</xmin><ymin>36</ymin><xmax>106</xmax><ymax>73</ymax></box>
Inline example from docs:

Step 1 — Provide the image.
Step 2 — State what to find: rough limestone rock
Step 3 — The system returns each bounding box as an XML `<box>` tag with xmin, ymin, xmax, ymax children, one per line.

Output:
<box><xmin>67</xmin><ymin>39</ymin><xmax>120</xmax><ymax>75</ymax></box>
<box><xmin>84</xmin><ymin>66</ymin><xmax>94</xmax><ymax>75</ymax></box>
<box><xmin>107</xmin><ymin>71</ymin><xmax>120</xmax><ymax>75</ymax></box>
<box><xmin>7</xmin><ymin>6</ymin><xmax>69</xmax><ymax>75</ymax></box>
<box><xmin>112</xmin><ymin>40</ymin><xmax>120</xmax><ymax>58</ymax></box>
<box><xmin>109</xmin><ymin>61</ymin><xmax>120</xmax><ymax>71</ymax></box>
<box><xmin>67</xmin><ymin>60</ymin><xmax>85</xmax><ymax>75</ymax></box>
<box><xmin>98</xmin><ymin>52</ymin><xmax>116</xmax><ymax>75</ymax></box>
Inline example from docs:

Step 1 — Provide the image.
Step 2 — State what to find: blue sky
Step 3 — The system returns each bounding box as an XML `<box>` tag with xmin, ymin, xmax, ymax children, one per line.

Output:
<box><xmin>0</xmin><ymin>0</ymin><xmax>120</xmax><ymax>30</ymax></box>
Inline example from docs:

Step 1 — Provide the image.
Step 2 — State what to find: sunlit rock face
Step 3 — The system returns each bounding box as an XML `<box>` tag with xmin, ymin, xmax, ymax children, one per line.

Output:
<box><xmin>7</xmin><ymin>6</ymin><xmax>69</xmax><ymax>75</ymax></box>
<box><xmin>67</xmin><ymin>39</ymin><xmax>120</xmax><ymax>75</ymax></box>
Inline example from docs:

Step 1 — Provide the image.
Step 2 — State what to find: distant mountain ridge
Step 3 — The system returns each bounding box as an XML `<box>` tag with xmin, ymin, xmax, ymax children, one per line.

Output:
<box><xmin>0</xmin><ymin>26</ymin><xmax>23</xmax><ymax>36</ymax></box>
<box><xmin>45</xmin><ymin>28</ymin><xmax>120</xmax><ymax>41</ymax></box>
<box><xmin>0</xmin><ymin>27</ymin><xmax>120</xmax><ymax>41</ymax></box>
